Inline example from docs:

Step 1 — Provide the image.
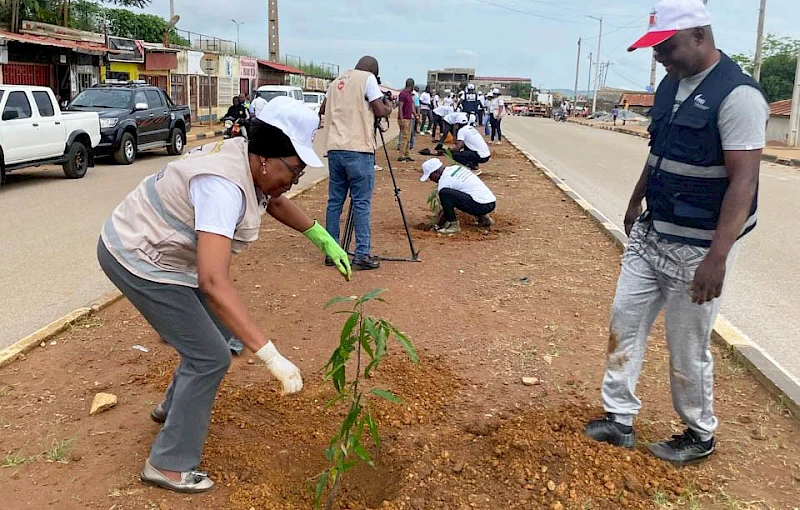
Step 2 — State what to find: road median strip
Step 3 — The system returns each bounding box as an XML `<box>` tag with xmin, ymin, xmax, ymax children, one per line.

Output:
<box><xmin>505</xmin><ymin>135</ymin><xmax>800</xmax><ymax>420</ymax></box>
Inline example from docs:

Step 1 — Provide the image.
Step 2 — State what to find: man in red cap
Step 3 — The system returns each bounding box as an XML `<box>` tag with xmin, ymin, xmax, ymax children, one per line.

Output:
<box><xmin>585</xmin><ymin>0</ymin><xmax>769</xmax><ymax>465</ymax></box>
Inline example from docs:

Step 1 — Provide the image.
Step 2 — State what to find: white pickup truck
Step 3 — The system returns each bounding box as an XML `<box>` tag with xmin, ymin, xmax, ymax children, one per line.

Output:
<box><xmin>0</xmin><ymin>85</ymin><xmax>100</xmax><ymax>185</ymax></box>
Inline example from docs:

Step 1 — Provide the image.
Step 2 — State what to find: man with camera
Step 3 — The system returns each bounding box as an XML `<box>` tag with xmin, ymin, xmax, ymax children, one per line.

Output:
<box><xmin>320</xmin><ymin>56</ymin><xmax>393</xmax><ymax>271</ymax></box>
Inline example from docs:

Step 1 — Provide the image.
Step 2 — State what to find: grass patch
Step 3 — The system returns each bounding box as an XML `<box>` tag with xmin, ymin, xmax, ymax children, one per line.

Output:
<box><xmin>2</xmin><ymin>453</ymin><xmax>39</xmax><ymax>468</ymax></box>
<box><xmin>45</xmin><ymin>439</ymin><xmax>75</xmax><ymax>463</ymax></box>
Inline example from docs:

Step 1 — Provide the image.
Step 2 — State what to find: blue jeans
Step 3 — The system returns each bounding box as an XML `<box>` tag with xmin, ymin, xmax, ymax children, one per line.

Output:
<box><xmin>325</xmin><ymin>150</ymin><xmax>375</xmax><ymax>257</ymax></box>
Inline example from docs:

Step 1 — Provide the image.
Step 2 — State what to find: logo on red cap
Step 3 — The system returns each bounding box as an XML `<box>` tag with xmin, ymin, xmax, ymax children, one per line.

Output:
<box><xmin>648</xmin><ymin>9</ymin><xmax>657</xmax><ymax>28</ymax></box>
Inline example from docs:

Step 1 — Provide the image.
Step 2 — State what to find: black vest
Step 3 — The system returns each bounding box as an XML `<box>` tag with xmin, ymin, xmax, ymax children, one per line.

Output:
<box><xmin>645</xmin><ymin>52</ymin><xmax>762</xmax><ymax>247</ymax></box>
<box><xmin>464</xmin><ymin>91</ymin><xmax>478</xmax><ymax>112</ymax></box>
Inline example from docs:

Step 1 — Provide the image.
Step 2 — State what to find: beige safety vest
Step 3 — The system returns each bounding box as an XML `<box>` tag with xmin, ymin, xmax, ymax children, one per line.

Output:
<box><xmin>101</xmin><ymin>138</ymin><xmax>266</xmax><ymax>287</ymax></box>
<box><xmin>325</xmin><ymin>69</ymin><xmax>377</xmax><ymax>154</ymax></box>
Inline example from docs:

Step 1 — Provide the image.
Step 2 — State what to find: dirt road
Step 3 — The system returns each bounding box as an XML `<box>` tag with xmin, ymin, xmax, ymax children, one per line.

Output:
<box><xmin>504</xmin><ymin>116</ymin><xmax>800</xmax><ymax>385</ymax></box>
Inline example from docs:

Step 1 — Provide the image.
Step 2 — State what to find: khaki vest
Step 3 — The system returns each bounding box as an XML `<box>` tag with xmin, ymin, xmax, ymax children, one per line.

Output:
<box><xmin>326</xmin><ymin>69</ymin><xmax>377</xmax><ymax>153</ymax></box>
<box><xmin>101</xmin><ymin>138</ymin><xmax>266</xmax><ymax>287</ymax></box>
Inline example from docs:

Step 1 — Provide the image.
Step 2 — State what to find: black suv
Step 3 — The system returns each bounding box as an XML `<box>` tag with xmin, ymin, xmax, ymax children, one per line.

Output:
<box><xmin>68</xmin><ymin>81</ymin><xmax>192</xmax><ymax>165</ymax></box>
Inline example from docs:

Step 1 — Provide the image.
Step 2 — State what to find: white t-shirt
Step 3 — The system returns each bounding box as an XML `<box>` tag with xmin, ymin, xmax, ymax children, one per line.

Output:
<box><xmin>478</xmin><ymin>94</ymin><xmax>485</xmax><ymax>108</ymax></box>
<box><xmin>190</xmin><ymin>174</ymin><xmax>246</xmax><ymax>239</ymax></box>
<box><xmin>434</xmin><ymin>105</ymin><xmax>454</xmax><ymax>118</ymax></box>
<box><xmin>419</xmin><ymin>91</ymin><xmax>431</xmax><ymax>109</ymax></box>
<box><xmin>457</xmin><ymin>126</ymin><xmax>491</xmax><ymax>158</ymax></box>
<box><xmin>363</xmin><ymin>74</ymin><xmax>384</xmax><ymax>103</ymax></box>
<box><xmin>443</xmin><ymin>96</ymin><xmax>454</xmax><ymax>107</ymax></box>
<box><xmin>432</xmin><ymin>94</ymin><xmax>440</xmax><ymax>108</ymax></box>
<box><xmin>672</xmin><ymin>60</ymin><xmax>769</xmax><ymax>150</ymax></box>
<box><xmin>250</xmin><ymin>96</ymin><xmax>268</xmax><ymax>117</ymax></box>
<box><xmin>438</xmin><ymin>165</ymin><xmax>496</xmax><ymax>204</ymax></box>
<box><xmin>443</xmin><ymin>112</ymin><xmax>463</xmax><ymax>125</ymax></box>
<box><xmin>490</xmin><ymin>97</ymin><xmax>504</xmax><ymax>115</ymax></box>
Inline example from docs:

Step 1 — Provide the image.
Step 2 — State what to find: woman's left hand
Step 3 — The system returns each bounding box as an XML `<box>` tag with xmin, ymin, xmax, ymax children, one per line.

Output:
<box><xmin>304</xmin><ymin>221</ymin><xmax>352</xmax><ymax>281</ymax></box>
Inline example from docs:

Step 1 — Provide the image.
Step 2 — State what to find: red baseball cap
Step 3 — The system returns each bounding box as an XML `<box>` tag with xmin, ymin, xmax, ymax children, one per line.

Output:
<box><xmin>628</xmin><ymin>0</ymin><xmax>712</xmax><ymax>52</ymax></box>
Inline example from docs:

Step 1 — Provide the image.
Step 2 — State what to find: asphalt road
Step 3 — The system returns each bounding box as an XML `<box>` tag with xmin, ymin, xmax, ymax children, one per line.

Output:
<box><xmin>504</xmin><ymin>116</ymin><xmax>800</xmax><ymax>384</ymax></box>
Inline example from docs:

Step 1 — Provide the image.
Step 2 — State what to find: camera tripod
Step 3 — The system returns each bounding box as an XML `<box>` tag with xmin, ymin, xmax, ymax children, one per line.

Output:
<box><xmin>339</xmin><ymin>117</ymin><xmax>420</xmax><ymax>262</ymax></box>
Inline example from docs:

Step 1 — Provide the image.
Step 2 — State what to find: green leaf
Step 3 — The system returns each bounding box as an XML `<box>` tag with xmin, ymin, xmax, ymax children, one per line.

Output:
<box><xmin>361</xmin><ymin>318</ymin><xmax>378</xmax><ymax>359</ymax></box>
<box><xmin>324</xmin><ymin>295</ymin><xmax>357</xmax><ymax>309</ymax></box>
<box><xmin>390</xmin><ymin>326</ymin><xmax>419</xmax><ymax>365</ymax></box>
<box><xmin>324</xmin><ymin>392</ymin><xmax>348</xmax><ymax>409</ymax></box>
<box><xmin>340</xmin><ymin>312</ymin><xmax>359</xmax><ymax>346</ymax></box>
<box><xmin>314</xmin><ymin>472</ymin><xmax>329</xmax><ymax>508</ymax></box>
<box><xmin>353</xmin><ymin>443</ymin><xmax>373</xmax><ymax>466</ymax></box>
<box><xmin>357</xmin><ymin>288</ymin><xmax>387</xmax><ymax>304</ymax></box>
<box><xmin>365</xmin><ymin>412</ymin><xmax>381</xmax><ymax>449</ymax></box>
<box><xmin>371</xmin><ymin>388</ymin><xmax>402</xmax><ymax>404</ymax></box>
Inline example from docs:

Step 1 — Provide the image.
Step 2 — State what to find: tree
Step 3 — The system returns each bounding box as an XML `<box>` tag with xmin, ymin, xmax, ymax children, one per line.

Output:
<box><xmin>103</xmin><ymin>7</ymin><xmax>188</xmax><ymax>45</ymax></box>
<box><xmin>509</xmin><ymin>82</ymin><xmax>532</xmax><ymax>99</ymax></box>
<box><xmin>732</xmin><ymin>34</ymin><xmax>800</xmax><ymax>102</ymax></box>
<box><xmin>1</xmin><ymin>0</ymin><xmax>151</xmax><ymax>29</ymax></box>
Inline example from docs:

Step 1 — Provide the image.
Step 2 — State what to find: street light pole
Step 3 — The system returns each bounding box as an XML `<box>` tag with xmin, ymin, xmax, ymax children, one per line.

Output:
<box><xmin>789</xmin><ymin>52</ymin><xmax>800</xmax><ymax>147</ymax></box>
<box><xmin>573</xmin><ymin>38</ymin><xmax>581</xmax><ymax>103</ymax></box>
<box><xmin>170</xmin><ymin>0</ymin><xmax>174</xmax><ymax>19</ymax></box>
<box><xmin>752</xmin><ymin>0</ymin><xmax>767</xmax><ymax>81</ymax></box>
<box><xmin>231</xmin><ymin>19</ymin><xmax>245</xmax><ymax>54</ymax></box>
<box><xmin>588</xmin><ymin>15</ymin><xmax>603</xmax><ymax>115</ymax></box>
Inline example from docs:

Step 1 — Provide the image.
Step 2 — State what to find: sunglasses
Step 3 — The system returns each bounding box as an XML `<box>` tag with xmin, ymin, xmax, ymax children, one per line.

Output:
<box><xmin>278</xmin><ymin>157</ymin><xmax>306</xmax><ymax>184</ymax></box>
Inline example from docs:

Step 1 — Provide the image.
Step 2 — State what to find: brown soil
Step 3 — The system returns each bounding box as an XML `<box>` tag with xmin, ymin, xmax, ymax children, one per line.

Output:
<box><xmin>1</xmin><ymin>139</ymin><xmax>799</xmax><ymax>510</ymax></box>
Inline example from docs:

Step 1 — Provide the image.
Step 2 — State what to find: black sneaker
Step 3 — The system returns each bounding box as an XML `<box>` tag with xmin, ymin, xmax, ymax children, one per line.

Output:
<box><xmin>324</xmin><ymin>256</ymin><xmax>335</xmax><ymax>267</ymax></box>
<box><xmin>647</xmin><ymin>428</ymin><xmax>715</xmax><ymax>465</ymax></box>
<box><xmin>584</xmin><ymin>414</ymin><xmax>636</xmax><ymax>448</ymax></box>
<box><xmin>352</xmin><ymin>255</ymin><xmax>380</xmax><ymax>271</ymax></box>
<box><xmin>405</xmin><ymin>157</ymin><xmax>415</xmax><ymax>162</ymax></box>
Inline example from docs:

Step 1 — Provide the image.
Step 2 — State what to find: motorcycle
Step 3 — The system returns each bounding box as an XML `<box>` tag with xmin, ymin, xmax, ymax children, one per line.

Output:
<box><xmin>553</xmin><ymin>108</ymin><xmax>568</xmax><ymax>122</ymax></box>
<box><xmin>222</xmin><ymin>117</ymin><xmax>248</xmax><ymax>139</ymax></box>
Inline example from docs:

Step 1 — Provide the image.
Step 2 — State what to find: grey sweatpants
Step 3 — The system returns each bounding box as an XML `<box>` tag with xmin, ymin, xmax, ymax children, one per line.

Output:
<box><xmin>97</xmin><ymin>239</ymin><xmax>233</xmax><ymax>472</ymax></box>
<box><xmin>601</xmin><ymin>221</ymin><xmax>741</xmax><ymax>441</ymax></box>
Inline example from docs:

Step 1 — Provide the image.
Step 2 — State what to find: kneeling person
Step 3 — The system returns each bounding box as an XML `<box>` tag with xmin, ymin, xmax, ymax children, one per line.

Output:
<box><xmin>449</xmin><ymin>112</ymin><xmax>491</xmax><ymax>169</ymax></box>
<box><xmin>420</xmin><ymin>158</ymin><xmax>496</xmax><ymax>235</ymax></box>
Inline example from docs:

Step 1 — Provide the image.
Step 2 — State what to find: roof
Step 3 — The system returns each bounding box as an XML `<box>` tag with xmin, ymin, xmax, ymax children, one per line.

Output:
<box><xmin>474</xmin><ymin>76</ymin><xmax>531</xmax><ymax>82</ymax></box>
<box><xmin>770</xmin><ymin>99</ymin><xmax>792</xmax><ymax>117</ymax></box>
<box><xmin>141</xmin><ymin>42</ymin><xmax>179</xmax><ymax>53</ymax></box>
<box><xmin>0</xmin><ymin>30</ymin><xmax>111</xmax><ymax>55</ymax></box>
<box><xmin>619</xmin><ymin>92</ymin><xmax>655</xmax><ymax>107</ymax></box>
<box><xmin>257</xmin><ymin>60</ymin><xmax>304</xmax><ymax>75</ymax></box>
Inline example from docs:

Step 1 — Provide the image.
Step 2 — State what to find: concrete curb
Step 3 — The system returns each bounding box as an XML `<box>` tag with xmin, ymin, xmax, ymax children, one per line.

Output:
<box><xmin>566</xmin><ymin>119</ymin><xmax>800</xmax><ymax>169</ymax></box>
<box><xmin>505</xmin><ymin>135</ymin><xmax>800</xmax><ymax>420</ymax></box>
<box><xmin>186</xmin><ymin>129</ymin><xmax>225</xmax><ymax>142</ymax></box>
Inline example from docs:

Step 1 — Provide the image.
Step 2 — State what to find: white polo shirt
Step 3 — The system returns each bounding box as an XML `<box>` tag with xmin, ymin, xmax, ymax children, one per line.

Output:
<box><xmin>457</xmin><ymin>125</ymin><xmax>491</xmax><ymax>158</ymax></box>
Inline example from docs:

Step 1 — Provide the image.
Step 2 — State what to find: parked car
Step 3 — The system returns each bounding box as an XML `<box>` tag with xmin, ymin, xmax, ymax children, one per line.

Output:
<box><xmin>68</xmin><ymin>81</ymin><xmax>191</xmax><ymax>165</ymax></box>
<box><xmin>303</xmin><ymin>92</ymin><xmax>325</xmax><ymax>114</ymax></box>
<box><xmin>0</xmin><ymin>85</ymin><xmax>100</xmax><ymax>185</ymax></box>
<box><xmin>255</xmin><ymin>85</ymin><xmax>304</xmax><ymax>103</ymax></box>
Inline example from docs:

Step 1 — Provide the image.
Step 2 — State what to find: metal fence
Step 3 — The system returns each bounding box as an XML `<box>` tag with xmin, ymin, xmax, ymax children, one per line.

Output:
<box><xmin>283</xmin><ymin>54</ymin><xmax>339</xmax><ymax>80</ymax></box>
<box><xmin>173</xmin><ymin>29</ymin><xmax>236</xmax><ymax>55</ymax></box>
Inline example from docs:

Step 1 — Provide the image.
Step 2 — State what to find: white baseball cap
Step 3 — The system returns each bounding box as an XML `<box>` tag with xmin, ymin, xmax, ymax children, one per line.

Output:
<box><xmin>256</xmin><ymin>96</ymin><xmax>323</xmax><ymax>167</ymax></box>
<box><xmin>453</xmin><ymin>112</ymin><xmax>469</xmax><ymax>125</ymax></box>
<box><xmin>492</xmin><ymin>88</ymin><xmax>500</xmax><ymax>95</ymax></box>
<box><xmin>420</xmin><ymin>158</ymin><xmax>444</xmax><ymax>182</ymax></box>
<box><xmin>468</xmin><ymin>83</ymin><xmax>475</xmax><ymax>90</ymax></box>
<box><xmin>628</xmin><ymin>0</ymin><xmax>711</xmax><ymax>52</ymax></box>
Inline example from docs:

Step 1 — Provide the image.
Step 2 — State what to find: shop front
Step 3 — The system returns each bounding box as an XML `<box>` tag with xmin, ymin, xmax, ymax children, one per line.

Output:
<box><xmin>139</xmin><ymin>43</ymin><xmax>178</xmax><ymax>93</ymax></box>
<box><xmin>102</xmin><ymin>36</ymin><xmax>144</xmax><ymax>83</ymax></box>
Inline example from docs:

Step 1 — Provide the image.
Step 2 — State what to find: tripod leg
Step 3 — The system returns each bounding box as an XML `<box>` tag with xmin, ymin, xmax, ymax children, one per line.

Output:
<box><xmin>378</xmin><ymin>129</ymin><xmax>420</xmax><ymax>261</ymax></box>
<box><xmin>341</xmin><ymin>199</ymin><xmax>355</xmax><ymax>255</ymax></box>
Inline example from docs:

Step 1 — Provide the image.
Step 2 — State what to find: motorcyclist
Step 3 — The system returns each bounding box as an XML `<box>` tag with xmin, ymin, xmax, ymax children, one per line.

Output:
<box><xmin>224</xmin><ymin>96</ymin><xmax>248</xmax><ymax>121</ymax></box>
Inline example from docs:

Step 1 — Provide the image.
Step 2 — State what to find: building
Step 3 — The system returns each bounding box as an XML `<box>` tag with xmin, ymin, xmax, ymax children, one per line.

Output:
<box><xmin>473</xmin><ymin>76</ymin><xmax>531</xmax><ymax>96</ymax></box>
<box><xmin>426</xmin><ymin>68</ymin><xmax>475</xmax><ymax>93</ymax></box>
<box><xmin>618</xmin><ymin>92</ymin><xmax>654</xmax><ymax>116</ymax></box>
<box><xmin>766</xmin><ymin>99</ymin><xmax>793</xmax><ymax>145</ymax></box>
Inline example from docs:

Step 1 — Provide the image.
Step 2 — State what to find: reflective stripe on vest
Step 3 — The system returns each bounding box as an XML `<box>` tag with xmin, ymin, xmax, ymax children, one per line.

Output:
<box><xmin>646</xmin><ymin>153</ymin><xmax>728</xmax><ymax>179</ymax></box>
<box><xmin>652</xmin><ymin>212</ymin><xmax>756</xmax><ymax>242</ymax></box>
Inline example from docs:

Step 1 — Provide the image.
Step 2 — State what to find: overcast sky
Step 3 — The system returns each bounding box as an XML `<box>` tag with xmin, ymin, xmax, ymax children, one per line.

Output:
<box><xmin>142</xmin><ymin>0</ymin><xmax>800</xmax><ymax>92</ymax></box>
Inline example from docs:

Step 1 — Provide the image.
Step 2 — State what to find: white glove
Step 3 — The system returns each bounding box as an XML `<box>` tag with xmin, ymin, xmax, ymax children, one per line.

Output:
<box><xmin>256</xmin><ymin>341</ymin><xmax>303</xmax><ymax>395</ymax></box>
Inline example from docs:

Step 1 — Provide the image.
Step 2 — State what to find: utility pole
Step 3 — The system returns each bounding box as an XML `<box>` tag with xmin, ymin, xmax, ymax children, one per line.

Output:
<box><xmin>752</xmin><ymin>0</ymin><xmax>767</xmax><ymax>81</ymax></box>
<box><xmin>587</xmin><ymin>52</ymin><xmax>593</xmax><ymax>101</ymax></box>
<box><xmin>650</xmin><ymin>51</ymin><xmax>657</xmax><ymax>91</ymax></box>
<box><xmin>231</xmin><ymin>19</ymin><xmax>244</xmax><ymax>54</ymax></box>
<box><xmin>789</xmin><ymin>53</ymin><xmax>800</xmax><ymax>147</ymax></box>
<box><xmin>588</xmin><ymin>15</ymin><xmax>603</xmax><ymax>114</ymax></box>
<box><xmin>170</xmin><ymin>0</ymin><xmax>174</xmax><ymax>19</ymax></box>
<box><xmin>268</xmin><ymin>0</ymin><xmax>280</xmax><ymax>62</ymax></box>
<box><xmin>573</xmin><ymin>38</ymin><xmax>581</xmax><ymax>102</ymax></box>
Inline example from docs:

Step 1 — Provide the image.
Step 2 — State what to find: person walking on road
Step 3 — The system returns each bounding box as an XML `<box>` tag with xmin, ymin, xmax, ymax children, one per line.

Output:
<box><xmin>249</xmin><ymin>91</ymin><xmax>267</xmax><ymax>119</ymax></box>
<box><xmin>584</xmin><ymin>0</ymin><xmax>769</xmax><ymax>466</ymax></box>
<box><xmin>420</xmin><ymin>157</ymin><xmax>496</xmax><ymax>235</ymax></box>
<box><xmin>320</xmin><ymin>55</ymin><xmax>394</xmax><ymax>271</ymax></box>
<box><xmin>397</xmin><ymin>78</ymin><xmax>415</xmax><ymax>162</ymax></box>
<box><xmin>97</xmin><ymin>97</ymin><xmax>351</xmax><ymax>494</ymax></box>
<box><xmin>612</xmin><ymin>105</ymin><xmax>619</xmax><ymax>126</ymax></box>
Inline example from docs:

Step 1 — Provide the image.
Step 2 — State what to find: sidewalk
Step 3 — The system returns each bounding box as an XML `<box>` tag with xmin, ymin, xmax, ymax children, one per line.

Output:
<box><xmin>569</xmin><ymin>118</ymin><xmax>800</xmax><ymax>168</ymax></box>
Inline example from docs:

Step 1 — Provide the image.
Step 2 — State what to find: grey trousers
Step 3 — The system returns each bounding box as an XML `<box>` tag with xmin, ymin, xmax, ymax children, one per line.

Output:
<box><xmin>97</xmin><ymin>239</ymin><xmax>232</xmax><ymax>471</ymax></box>
<box><xmin>601</xmin><ymin>221</ymin><xmax>741</xmax><ymax>441</ymax></box>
